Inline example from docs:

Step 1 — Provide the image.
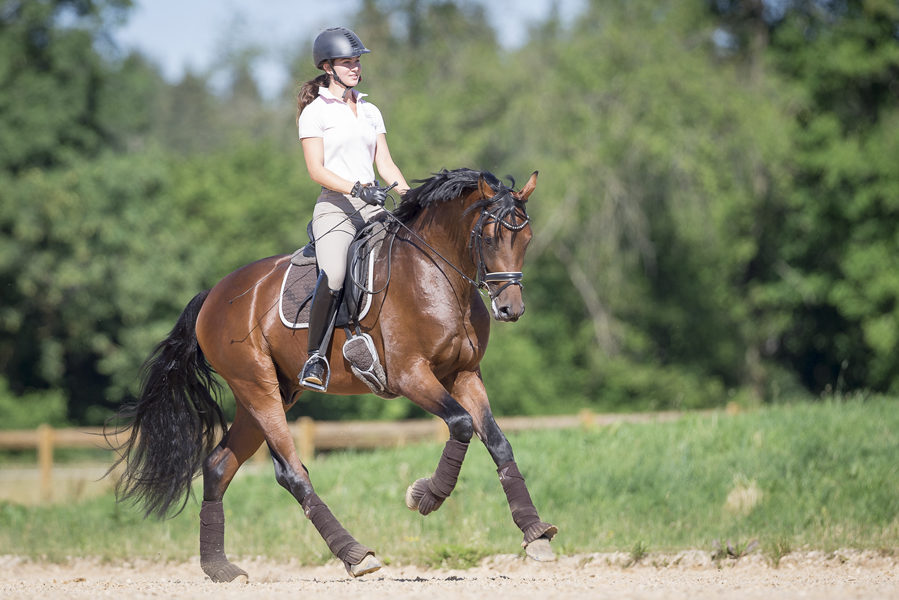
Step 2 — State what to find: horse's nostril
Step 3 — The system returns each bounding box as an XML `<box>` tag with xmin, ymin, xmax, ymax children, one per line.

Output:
<box><xmin>496</xmin><ymin>306</ymin><xmax>520</xmax><ymax>322</ymax></box>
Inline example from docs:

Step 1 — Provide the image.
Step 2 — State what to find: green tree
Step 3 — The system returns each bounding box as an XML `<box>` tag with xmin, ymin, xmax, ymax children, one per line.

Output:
<box><xmin>0</xmin><ymin>0</ymin><xmax>133</xmax><ymax>173</ymax></box>
<box><xmin>97</xmin><ymin>51</ymin><xmax>170</xmax><ymax>152</ymax></box>
<box><xmin>484</xmin><ymin>0</ymin><xmax>799</xmax><ymax>409</ymax></box>
<box><xmin>0</xmin><ymin>153</ymin><xmax>198</xmax><ymax>422</ymax></box>
<box><xmin>712</xmin><ymin>0</ymin><xmax>899</xmax><ymax>392</ymax></box>
<box><xmin>351</xmin><ymin>0</ymin><xmax>508</xmax><ymax>173</ymax></box>
<box><xmin>0</xmin><ymin>138</ymin><xmax>324</xmax><ymax>425</ymax></box>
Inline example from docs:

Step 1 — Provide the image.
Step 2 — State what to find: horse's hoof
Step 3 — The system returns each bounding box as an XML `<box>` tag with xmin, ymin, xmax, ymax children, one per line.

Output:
<box><xmin>405</xmin><ymin>478</ymin><xmax>429</xmax><ymax>511</ymax></box>
<box><xmin>345</xmin><ymin>553</ymin><xmax>381</xmax><ymax>577</ymax></box>
<box><xmin>524</xmin><ymin>537</ymin><xmax>556</xmax><ymax>562</ymax></box>
<box><xmin>203</xmin><ymin>561</ymin><xmax>249</xmax><ymax>583</ymax></box>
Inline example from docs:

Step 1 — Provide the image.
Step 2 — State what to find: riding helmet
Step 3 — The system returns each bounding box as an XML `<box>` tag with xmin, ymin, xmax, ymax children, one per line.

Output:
<box><xmin>313</xmin><ymin>27</ymin><xmax>370</xmax><ymax>69</ymax></box>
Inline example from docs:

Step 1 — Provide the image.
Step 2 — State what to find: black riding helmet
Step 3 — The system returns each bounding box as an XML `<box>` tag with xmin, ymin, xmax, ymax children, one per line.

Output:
<box><xmin>313</xmin><ymin>27</ymin><xmax>370</xmax><ymax>69</ymax></box>
<box><xmin>313</xmin><ymin>27</ymin><xmax>370</xmax><ymax>100</ymax></box>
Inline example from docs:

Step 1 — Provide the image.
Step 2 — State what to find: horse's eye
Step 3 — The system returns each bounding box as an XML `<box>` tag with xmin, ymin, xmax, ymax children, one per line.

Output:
<box><xmin>484</xmin><ymin>236</ymin><xmax>496</xmax><ymax>248</ymax></box>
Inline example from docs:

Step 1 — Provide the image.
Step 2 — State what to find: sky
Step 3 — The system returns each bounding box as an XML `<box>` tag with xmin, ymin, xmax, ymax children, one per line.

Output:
<box><xmin>111</xmin><ymin>0</ymin><xmax>585</xmax><ymax>98</ymax></box>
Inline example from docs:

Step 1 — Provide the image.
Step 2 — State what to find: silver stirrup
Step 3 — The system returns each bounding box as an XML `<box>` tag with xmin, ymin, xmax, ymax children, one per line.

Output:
<box><xmin>342</xmin><ymin>332</ymin><xmax>388</xmax><ymax>394</ymax></box>
<box><xmin>299</xmin><ymin>353</ymin><xmax>330</xmax><ymax>392</ymax></box>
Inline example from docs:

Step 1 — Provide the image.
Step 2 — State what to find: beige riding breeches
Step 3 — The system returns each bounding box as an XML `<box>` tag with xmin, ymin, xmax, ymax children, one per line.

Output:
<box><xmin>310</xmin><ymin>188</ymin><xmax>385</xmax><ymax>291</ymax></box>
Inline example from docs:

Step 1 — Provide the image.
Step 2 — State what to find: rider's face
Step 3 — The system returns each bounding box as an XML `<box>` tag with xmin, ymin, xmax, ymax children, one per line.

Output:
<box><xmin>330</xmin><ymin>57</ymin><xmax>361</xmax><ymax>84</ymax></box>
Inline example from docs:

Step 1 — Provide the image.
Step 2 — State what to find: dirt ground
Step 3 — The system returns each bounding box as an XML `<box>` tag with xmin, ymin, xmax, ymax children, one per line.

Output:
<box><xmin>2</xmin><ymin>550</ymin><xmax>897</xmax><ymax>600</ymax></box>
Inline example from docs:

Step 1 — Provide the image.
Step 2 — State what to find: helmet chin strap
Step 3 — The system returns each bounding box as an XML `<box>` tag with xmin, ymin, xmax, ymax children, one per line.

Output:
<box><xmin>327</xmin><ymin>60</ymin><xmax>360</xmax><ymax>101</ymax></box>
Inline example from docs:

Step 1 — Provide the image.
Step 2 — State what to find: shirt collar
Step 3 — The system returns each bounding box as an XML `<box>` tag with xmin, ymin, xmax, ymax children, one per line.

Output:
<box><xmin>318</xmin><ymin>87</ymin><xmax>367</xmax><ymax>102</ymax></box>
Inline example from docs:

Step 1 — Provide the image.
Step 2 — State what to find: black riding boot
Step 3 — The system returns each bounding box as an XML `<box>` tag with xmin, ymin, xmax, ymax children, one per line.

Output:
<box><xmin>300</xmin><ymin>272</ymin><xmax>341</xmax><ymax>391</ymax></box>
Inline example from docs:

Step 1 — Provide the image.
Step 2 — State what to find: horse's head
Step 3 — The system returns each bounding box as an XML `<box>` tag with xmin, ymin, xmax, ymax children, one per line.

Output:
<box><xmin>472</xmin><ymin>171</ymin><xmax>537</xmax><ymax>322</ymax></box>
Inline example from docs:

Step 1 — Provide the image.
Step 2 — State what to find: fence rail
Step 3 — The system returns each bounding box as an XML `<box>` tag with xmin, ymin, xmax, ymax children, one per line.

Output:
<box><xmin>0</xmin><ymin>410</ymin><xmax>691</xmax><ymax>503</ymax></box>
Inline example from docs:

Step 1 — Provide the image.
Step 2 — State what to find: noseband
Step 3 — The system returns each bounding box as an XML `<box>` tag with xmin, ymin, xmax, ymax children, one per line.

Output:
<box><xmin>469</xmin><ymin>189</ymin><xmax>530</xmax><ymax>300</ymax></box>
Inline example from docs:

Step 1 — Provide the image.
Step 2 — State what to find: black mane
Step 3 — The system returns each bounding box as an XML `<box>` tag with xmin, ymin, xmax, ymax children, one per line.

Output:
<box><xmin>392</xmin><ymin>168</ymin><xmax>507</xmax><ymax>224</ymax></box>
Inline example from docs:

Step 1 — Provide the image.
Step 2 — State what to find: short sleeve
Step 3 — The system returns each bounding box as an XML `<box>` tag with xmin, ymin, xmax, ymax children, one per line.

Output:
<box><xmin>297</xmin><ymin>101</ymin><xmax>324</xmax><ymax>139</ymax></box>
<box><xmin>363</xmin><ymin>102</ymin><xmax>387</xmax><ymax>135</ymax></box>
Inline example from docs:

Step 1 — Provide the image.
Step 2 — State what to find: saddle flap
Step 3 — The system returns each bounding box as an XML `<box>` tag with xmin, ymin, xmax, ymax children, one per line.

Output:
<box><xmin>279</xmin><ymin>219</ymin><xmax>389</xmax><ymax>330</ymax></box>
<box><xmin>290</xmin><ymin>245</ymin><xmax>317</xmax><ymax>266</ymax></box>
<box><xmin>342</xmin><ymin>220</ymin><xmax>389</xmax><ymax>321</ymax></box>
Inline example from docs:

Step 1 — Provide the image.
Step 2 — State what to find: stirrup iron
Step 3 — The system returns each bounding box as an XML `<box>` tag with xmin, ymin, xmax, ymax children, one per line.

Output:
<box><xmin>300</xmin><ymin>352</ymin><xmax>330</xmax><ymax>391</ymax></box>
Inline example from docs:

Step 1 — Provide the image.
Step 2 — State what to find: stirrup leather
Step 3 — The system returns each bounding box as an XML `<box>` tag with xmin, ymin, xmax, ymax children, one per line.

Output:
<box><xmin>299</xmin><ymin>270</ymin><xmax>340</xmax><ymax>392</ymax></box>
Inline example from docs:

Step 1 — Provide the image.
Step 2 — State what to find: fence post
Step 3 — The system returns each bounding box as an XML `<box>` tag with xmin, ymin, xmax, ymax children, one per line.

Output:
<box><xmin>37</xmin><ymin>424</ymin><xmax>54</xmax><ymax>503</ymax></box>
<box><xmin>578</xmin><ymin>408</ymin><xmax>595</xmax><ymax>428</ymax></box>
<box><xmin>297</xmin><ymin>417</ymin><xmax>315</xmax><ymax>462</ymax></box>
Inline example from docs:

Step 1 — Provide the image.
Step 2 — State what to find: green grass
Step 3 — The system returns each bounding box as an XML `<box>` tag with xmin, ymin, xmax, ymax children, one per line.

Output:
<box><xmin>1</xmin><ymin>397</ymin><xmax>897</xmax><ymax>565</ymax></box>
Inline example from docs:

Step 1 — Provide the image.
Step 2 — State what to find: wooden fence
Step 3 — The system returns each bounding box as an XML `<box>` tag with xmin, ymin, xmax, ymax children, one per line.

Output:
<box><xmin>0</xmin><ymin>410</ymin><xmax>690</xmax><ymax>503</ymax></box>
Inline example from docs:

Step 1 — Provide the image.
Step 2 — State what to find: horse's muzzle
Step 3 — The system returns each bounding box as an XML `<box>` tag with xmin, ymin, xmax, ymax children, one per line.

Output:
<box><xmin>491</xmin><ymin>297</ymin><xmax>525</xmax><ymax>322</ymax></box>
<box><xmin>484</xmin><ymin>273</ymin><xmax>525</xmax><ymax>322</ymax></box>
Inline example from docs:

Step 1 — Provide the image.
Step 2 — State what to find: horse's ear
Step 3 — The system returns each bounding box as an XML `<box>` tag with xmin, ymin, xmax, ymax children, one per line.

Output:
<box><xmin>478</xmin><ymin>175</ymin><xmax>496</xmax><ymax>200</ymax></box>
<box><xmin>519</xmin><ymin>171</ymin><xmax>538</xmax><ymax>202</ymax></box>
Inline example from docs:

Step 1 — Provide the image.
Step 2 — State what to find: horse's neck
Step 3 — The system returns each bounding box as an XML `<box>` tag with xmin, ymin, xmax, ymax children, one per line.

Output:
<box><xmin>405</xmin><ymin>208</ymin><xmax>478</xmax><ymax>290</ymax></box>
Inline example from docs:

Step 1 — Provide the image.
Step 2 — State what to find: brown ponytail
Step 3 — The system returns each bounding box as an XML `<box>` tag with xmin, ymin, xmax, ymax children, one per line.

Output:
<box><xmin>296</xmin><ymin>73</ymin><xmax>330</xmax><ymax>123</ymax></box>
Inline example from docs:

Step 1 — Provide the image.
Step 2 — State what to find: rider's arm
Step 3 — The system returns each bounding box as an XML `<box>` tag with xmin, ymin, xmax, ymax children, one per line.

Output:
<box><xmin>301</xmin><ymin>136</ymin><xmax>356</xmax><ymax>195</ymax></box>
<box><xmin>374</xmin><ymin>134</ymin><xmax>410</xmax><ymax>195</ymax></box>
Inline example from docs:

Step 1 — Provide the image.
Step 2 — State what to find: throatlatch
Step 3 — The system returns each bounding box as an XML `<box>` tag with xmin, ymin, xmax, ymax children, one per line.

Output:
<box><xmin>199</xmin><ymin>501</ymin><xmax>248</xmax><ymax>582</ymax></box>
<box><xmin>497</xmin><ymin>461</ymin><xmax>558</xmax><ymax>545</ymax></box>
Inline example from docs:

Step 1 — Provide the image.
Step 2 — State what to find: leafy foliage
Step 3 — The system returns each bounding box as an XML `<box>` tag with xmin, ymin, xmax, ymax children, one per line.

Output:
<box><xmin>1</xmin><ymin>0</ymin><xmax>898</xmax><ymax>425</ymax></box>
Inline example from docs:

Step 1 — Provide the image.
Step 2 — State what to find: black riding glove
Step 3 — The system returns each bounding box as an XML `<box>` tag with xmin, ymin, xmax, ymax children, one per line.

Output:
<box><xmin>352</xmin><ymin>182</ymin><xmax>387</xmax><ymax>206</ymax></box>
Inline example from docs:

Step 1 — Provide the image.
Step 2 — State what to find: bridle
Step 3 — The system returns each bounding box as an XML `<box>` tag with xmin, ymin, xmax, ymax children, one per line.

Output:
<box><xmin>375</xmin><ymin>185</ymin><xmax>530</xmax><ymax>302</ymax></box>
<box><xmin>468</xmin><ymin>189</ymin><xmax>530</xmax><ymax>300</ymax></box>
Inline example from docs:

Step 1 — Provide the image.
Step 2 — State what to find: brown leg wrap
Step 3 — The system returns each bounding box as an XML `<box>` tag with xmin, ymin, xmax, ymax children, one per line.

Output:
<box><xmin>498</xmin><ymin>461</ymin><xmax>558</xmax><ymax>545</ymax></box>
<box><xmin>412</xmin><ymin>439</ymin><xmax>469</xmax><ymax>515</ymax></box>
<box><xmin>199</xmin><ymin>501</ymin><xmax>248</xmax><ymax>582</ymax></box>
<box><xmin>302</xmin><ymin>493</ymin><xmax>373</xmax><ymax>565</ymax></box>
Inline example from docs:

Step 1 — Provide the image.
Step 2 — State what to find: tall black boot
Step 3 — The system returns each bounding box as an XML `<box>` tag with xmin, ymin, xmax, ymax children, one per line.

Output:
<box><xmin>300</xmin><ymin>271</ymin><xmax>341</xmax><ymax>391</ymax></box>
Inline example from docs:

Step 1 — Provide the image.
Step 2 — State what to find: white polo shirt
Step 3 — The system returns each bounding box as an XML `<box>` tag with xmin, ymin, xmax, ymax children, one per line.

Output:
<box><xmin>298</xmin><ymin>87</ymin><xmax>386</xmax><ymax>185</ymax></box>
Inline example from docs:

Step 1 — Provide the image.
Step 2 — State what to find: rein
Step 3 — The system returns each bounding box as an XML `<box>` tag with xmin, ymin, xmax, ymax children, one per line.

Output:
<box><xmin>378</xmin><ymin>187</ymin><xmax>529</xmax><ymax>300</ymax></box>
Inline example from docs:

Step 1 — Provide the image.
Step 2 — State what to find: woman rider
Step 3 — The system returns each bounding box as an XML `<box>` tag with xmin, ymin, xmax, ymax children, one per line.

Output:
<box><xmin>296</xmin><ymin>26</ymin><xmax>410</xmax><ymax>390</ymax></box>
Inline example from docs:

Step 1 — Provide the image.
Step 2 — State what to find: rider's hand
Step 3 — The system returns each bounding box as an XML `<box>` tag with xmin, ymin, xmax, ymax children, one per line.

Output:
<box><xmin>357</xmin><ymin>185</ymin><xmax>387</xmax><ymax>206</ymax></box>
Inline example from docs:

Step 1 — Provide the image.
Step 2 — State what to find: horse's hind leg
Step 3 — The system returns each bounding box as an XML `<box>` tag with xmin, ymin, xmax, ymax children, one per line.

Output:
<box><xmin>450</xmin><ymin>371</ymin><xmax>558</xmax><ymax>561</ymax></box>
<box><xmin>228</xmin><ymin>380</ymin><xmax>381</xmax><ymax>578</ymax></box>
<box><xmin>200</xmin><ymin>403</ymin><xmax>265</xmax><ymax>582</ymax></box>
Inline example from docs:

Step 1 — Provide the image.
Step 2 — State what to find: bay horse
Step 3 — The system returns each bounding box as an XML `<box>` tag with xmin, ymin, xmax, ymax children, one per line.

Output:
<box><xmin>109</xmin><ymin>168</ymin><xmax>557</xmax><ymax>582</ymax></box>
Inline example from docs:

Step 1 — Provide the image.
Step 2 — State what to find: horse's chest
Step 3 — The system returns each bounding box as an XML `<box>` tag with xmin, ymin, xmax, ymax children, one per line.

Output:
<box><xmin>384</xmin><ymin>260</ymin><xmax>490</xmax><ymax>373</ymax></box>
<box><xmin>429</xmin><ymin>307</ymin><xmax>487</xmax><ymax>372</ymax></box>
<box><xmin>447</xmin><ymin>322</ymin><xmax>481</xmax><ymax>363</ymax></box>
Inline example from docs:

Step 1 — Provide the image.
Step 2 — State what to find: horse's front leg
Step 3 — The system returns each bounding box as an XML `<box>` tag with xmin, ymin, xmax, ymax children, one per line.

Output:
<box><xmin>401</xmin><ymin>369</ymin><xmax>474</xmax><ymax>515</ymax></box>
<box><xmin>450</xmin><ymin>370</ymin><xmax>558</xmax><ymax>561</ymax></box>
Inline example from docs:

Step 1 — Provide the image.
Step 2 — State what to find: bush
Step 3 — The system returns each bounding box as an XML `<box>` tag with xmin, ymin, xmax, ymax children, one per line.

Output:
<box><xmin>0</xmin><ymin>376</ymin><xmax>68</xmax><ymax>429</ymax></box>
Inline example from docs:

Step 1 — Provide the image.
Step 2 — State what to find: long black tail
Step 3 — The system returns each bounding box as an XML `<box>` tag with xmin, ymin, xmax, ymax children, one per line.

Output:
<box><xmin>107</xmin><ymin>290</ymin><xmax>226</xmax><ymax>519</ymax></box>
